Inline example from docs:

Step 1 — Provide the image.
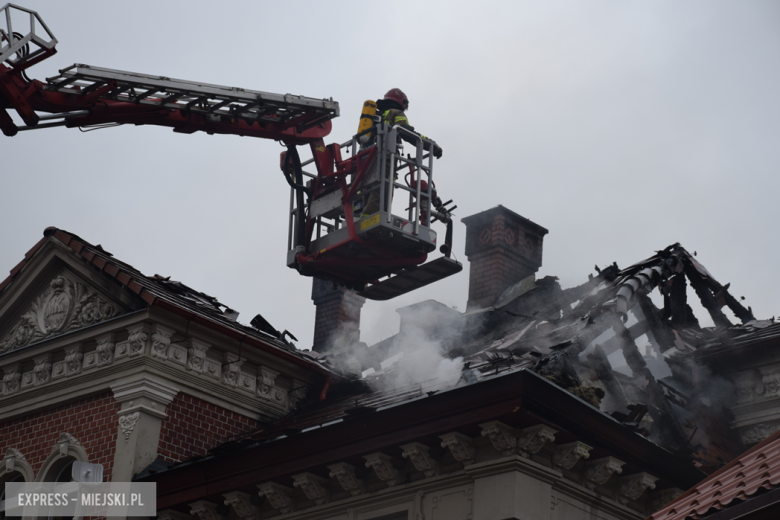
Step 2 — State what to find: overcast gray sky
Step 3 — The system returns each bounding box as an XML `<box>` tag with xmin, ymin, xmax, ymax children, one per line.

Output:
<box><xmin>2</xmin><ymin>1</ymin><xmax>779</xmax><ymax>348</ymax></box>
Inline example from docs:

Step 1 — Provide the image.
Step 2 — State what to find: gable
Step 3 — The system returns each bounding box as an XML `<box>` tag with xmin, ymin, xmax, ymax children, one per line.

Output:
<box><xmin>0</xmin><ymin>265</ymin><xmax>134</xmax><ymax>354</ymax></box>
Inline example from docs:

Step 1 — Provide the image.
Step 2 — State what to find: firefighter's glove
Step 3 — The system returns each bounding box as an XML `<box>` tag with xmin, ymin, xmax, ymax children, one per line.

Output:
<box><xmin>434</xmin><ymin>145</ymin><xmax>443</xmax><ymax>159</ymax></box>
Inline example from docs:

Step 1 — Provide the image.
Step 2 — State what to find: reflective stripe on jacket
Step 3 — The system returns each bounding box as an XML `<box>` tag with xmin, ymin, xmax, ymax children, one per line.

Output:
<box><xmin>382</xmin><ymin>108</ymin><xmax>410</xmax><ymax>128</ymax></box>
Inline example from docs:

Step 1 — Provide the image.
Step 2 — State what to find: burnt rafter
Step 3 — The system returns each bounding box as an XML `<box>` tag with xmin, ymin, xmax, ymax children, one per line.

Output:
<box><xmin>611</xmin><ymin>318</ymin><xmax>690</xmax><ymax>451</ymax></box>
<box><xmin>586</xmin><ymin>345</ymin><xmax>629</xmax><ymax>411</ymax></box>
<box><xmin>658</xmin><ymin>245</ymin><xmax>755</xmax><ymax>328</ymax></box>
<box><xmin>636</xmin><ymin>292</ymin><xmax>677</xmax><ymax>353</ymax></box>
<box><xmin>719</xmin><ymin>284</ymin><xmax>755</xmax><ymax>324</ymax></box>
<box><xmin>667</xmin><ymin>273</ymin><xmax>700</xmax><ymax>329</ymax></box>
<box><xmin>615</xmin><ymin>265</ymin><xmax>666</xmax><ymax>323</ymax></box>
<box><xmin>683</xmin><ymin>262</ymin><xmax>732</xmax><ymax>328</ymax></box>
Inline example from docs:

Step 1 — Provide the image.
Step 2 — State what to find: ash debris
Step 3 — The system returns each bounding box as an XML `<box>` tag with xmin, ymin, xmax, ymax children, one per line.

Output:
<box><xmin>318</xmin><ymin>243</ymin><xmax>775</xmax><ymax>472</ymax></box>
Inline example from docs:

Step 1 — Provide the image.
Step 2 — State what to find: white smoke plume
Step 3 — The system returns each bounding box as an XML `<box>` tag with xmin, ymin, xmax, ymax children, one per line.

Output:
<box><xmin>362</xmin><ymin>301</ymin><xmax>467</xmax><ymax>393</ymax></box>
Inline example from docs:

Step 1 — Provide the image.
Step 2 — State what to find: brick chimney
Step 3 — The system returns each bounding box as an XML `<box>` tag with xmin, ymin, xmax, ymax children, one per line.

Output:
<box><xmin>311</xmin><ymin>278</ymin><xmax>366</xmax><ymax>353</ymax></box>
<box><xmin>462</xmin><ymin>205</ymin><xmax>548</xmax><ymax>310</ymax></box>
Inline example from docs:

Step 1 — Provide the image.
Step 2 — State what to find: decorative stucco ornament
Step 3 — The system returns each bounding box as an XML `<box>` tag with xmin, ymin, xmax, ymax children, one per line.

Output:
<box><xmin>0</xmin><ymin>274</ymin><xmax>118</xmax><ymax>353</ymax></box>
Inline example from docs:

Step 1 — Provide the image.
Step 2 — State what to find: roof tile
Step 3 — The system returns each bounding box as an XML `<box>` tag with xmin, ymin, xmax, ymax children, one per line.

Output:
<box><xmin>139</xmin><ymin>289</ymin><xmax>156</xmax><ymax>305</ymax></box>
<box><xmin>648</xmin><ymin>430</ymin><xmax>780</xmax><ymax>520</ymax></box>
<box><xmin>69</xmin><ymin>240</ymin><xmax>83</xmax><ymax>253</ymax></box>
<box><xmin>116</xmin><ymin>272</ymin><xmax>131</xmax><ymax>286</ymax></box>
<box><xmin>52</xmin><ymin>229</ymin><xmax>71</xmax><ymax>245</ymax></box>
<box><xmin>24</xmin><ymin>237</ymin><xmax>46</xmax><ymax>259</ymax></box>
<box><xmin>9</xmin><ymin>259</ymin><xmax>26</xmax><ymax>277</ymax></box>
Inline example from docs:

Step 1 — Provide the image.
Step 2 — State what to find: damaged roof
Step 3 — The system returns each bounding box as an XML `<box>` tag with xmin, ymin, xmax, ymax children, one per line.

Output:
<box><xmin>0</xmin><ymin>227</ymin><xmax>339</xmax><ymax>375</ymax></box>
<box><xmin>143</xmin><ymin>367</ymin><xmax>706</xmax><ymax>509</ymax></box>
<box><xmin>310</xmin><ymin>244</ymin><xmax>772</xmax><ymax>468</ymax></box>
<box><xmin>159</xmin><ymin>242</ymin><xmax>776</xmax><ymax>481</ymax></box>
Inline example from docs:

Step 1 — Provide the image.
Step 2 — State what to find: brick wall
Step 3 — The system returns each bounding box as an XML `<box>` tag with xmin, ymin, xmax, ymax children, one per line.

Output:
<box><xmin>0</xmin><ymin>392</ymin><xmax>119</xmax><ymax>481</ymax></box>
<box><xmin>157</xmin><ymin>393</ymin><xmax>257</xmax><ymax>463</ymax></box>
<box><xmin>467</xmin><ymin>250</ymin><xmax>521</xmax><ymax>307</ymax></box>
<box><xmin>311</xmin><ymin>278</ymin><xmax>365</xmax><ymax>352</ymax></box>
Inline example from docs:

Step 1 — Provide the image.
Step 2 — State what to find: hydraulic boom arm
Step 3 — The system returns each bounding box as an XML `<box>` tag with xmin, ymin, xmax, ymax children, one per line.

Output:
<box><xmin>0</xmin><ymin>6</ymin><xmax>337</xmax><ymax>142</ymax></box>
<box><xmin>1</xmin><ymin>3</ymin><xmax>462</xmax><ymax>301</ymax></box>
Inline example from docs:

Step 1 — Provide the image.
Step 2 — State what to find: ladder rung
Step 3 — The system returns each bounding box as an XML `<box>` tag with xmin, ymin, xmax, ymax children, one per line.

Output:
<box><xmin>43</xmin><ymin>63</ymin><xmax>338</xmax><ymax>127</ymax></box>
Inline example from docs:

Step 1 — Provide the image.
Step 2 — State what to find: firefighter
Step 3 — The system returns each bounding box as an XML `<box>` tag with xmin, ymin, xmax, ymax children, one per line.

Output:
<box><xmin>379</xmin><ymin>88</ymin><xmax>412</xmax><ymax>132</ymax></box>
<box><xmin>362</xmin><ymin>88</ymin><xmax>442</xmax><ymax>217</ymax></box>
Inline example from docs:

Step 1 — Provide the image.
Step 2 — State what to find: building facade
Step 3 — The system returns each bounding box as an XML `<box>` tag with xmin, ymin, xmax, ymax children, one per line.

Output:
<box><xmin>3</xmin><ymin>207</ymin><xmax>780</xmax><ymax>520</ymax></box>
<box><xmin>0</xmin><ymin>228</ymin><xmax>335</xmax><ymax>493</ymax></box>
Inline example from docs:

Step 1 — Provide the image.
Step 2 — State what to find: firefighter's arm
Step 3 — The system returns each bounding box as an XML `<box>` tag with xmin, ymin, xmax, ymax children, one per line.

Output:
<box><xmin>419</xmin><ymin>134</ymin><xmax>443</xmax><ymax>158</ymax></box>
<box><xmin>391</xmin><ymin>112</ymin><xmax>443</xmax><ymax>158</ymax></box>
<box><xmin>404</xmin><ymin>134</ymin><xmax>443</xmax><ymax>158</ymax></box>
<box><xmin>406</xmin><ymin>119</ymin><xmax>443</xmax><ymax>158</ymax></box>
<box><xmin>399</xmin><ymin>124</ymin><xmax>443</xmax><ymax>158</ymax></box>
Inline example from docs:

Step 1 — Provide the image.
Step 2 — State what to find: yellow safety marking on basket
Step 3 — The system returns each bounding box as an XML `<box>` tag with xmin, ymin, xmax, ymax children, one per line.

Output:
<box><xmin>320</xmin><ymin>248</ymin><xmax>327</xmax><ymax>253</ymax></box>
<box><xmin>315</xmin><ymin>146</ymin><xmax>325</xmax><ymax>152</ymax></box>
<box><xmin>360</xmin><ymin>214</ymin><xmax>381</xmax><ymax>230</ymax></box>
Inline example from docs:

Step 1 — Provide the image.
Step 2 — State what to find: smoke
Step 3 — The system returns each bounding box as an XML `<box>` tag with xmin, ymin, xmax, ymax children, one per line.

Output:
<box><xmin>371</xmin><ymin>340</ymin><xmax>464</xmax><ymax>394</ymax></box>
<box><xmin>361</xmin><ymin>301</ymin><xmax>467</xmax><ymax>393</ymax></box>
<box><xmin>664</xmin><ymin>349</ymin><xmax>737</xmax><ymax>411</ymax></box>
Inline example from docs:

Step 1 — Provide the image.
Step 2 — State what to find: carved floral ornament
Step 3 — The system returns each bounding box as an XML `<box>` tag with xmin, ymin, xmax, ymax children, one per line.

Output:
<box><xmin>189</xmin><ymin>500</ymin><xmax>224</xmax><ymax>520</ymax></box>
<box><xmin>292</xmin><ymin>472</ymin><xmax>330</xmax><ymax>505</ymax></box>
<box><xmin>223</xmin><ymin>491</ymin><xmax>257</xmax><ymax>519</ymax></box>
<box><xmin>257</xmin><ymin>482</ymin><xmax>294</xmax><ymax>514</ymax></box>
<box><xmin>0</xmin><ymin>273</ymin><xmax>120</xmax><ymax>353</ymax></box>
<box><xmin>401</xmin><ymin>441</ymin><xmax>438</xmax><ymax>477</ymax></box>
<box><xmin>118</xmin><ymin>412</ymin><xmax>140</xmax><ymax>443</ymax></box>
<box><xmin>553</xmin><ymin>441</ymin><xmax>592</xmax><ymax>470</ymax></box>
<box><xmin>741</xmin><ymin>421</ymin><xmax>780</xmax><ymax>445</ymax></box>
<box><xmin>328</xmin><ymin>462</ymin><xmax>364</xmax><ymax>496</ymax></box>
<box><xmin>222</xmin><ymin>359</ymin><xmax>243</xmax><ymax>388</ymax></box>
<box><xmin>243</xmin><ymin>435</ymin><xmax>658</xmax><ymax>516</ymax></box>
<box><xmin>2</xmin><ymin>363</ymin><xmax>21</xmax><ymax>396</ymax></box>
<box><xmin>732</xmin><ymin>367</ymin><xmax>780</xmax><ymax>405</ymax></box>
<box><xmin>364</xmin><ymin>452</ymin><xmax>405</xmax><ymax>486</ymax></box>
<box><xmin>584</xmin><ymin>456</ymin><xmax>625</xmax><ymax>491</ymax></box>
<box><xmin>0</xmin><ymin>335</ymin><xmax>295</xmax><ymax>416</ymax></box>
<box><xmin>4</xmin><ymin>447</ymin><xmax>26</xmax><ymax>472</ymax></box>
<box><xmin>33</xmin><ymin>354</ymin><xmax>52</xmax><ymax>386</ymax></box>
<box><xmin>479</xmin><ymin>420</ymin><xmax>557</xmax><ymax>458</ymax></box>
<box><xmin>96</xmin><ymin>335</ymin><xmax>115</xmax><ymax>367</ymax></box>
<box><xmin>3</xmin><ymin>447</ymin><xmax>34</xmax><ymax>481</ymax></box>
<box><xmin>439</xmin><ymin>431</ymin><xmax>476</xmax><ymax>465</ymax></box>
<box><xmin>617</xmin><ymin>472</ymin><xmax>658</xmax><ymax>505</ymax></box>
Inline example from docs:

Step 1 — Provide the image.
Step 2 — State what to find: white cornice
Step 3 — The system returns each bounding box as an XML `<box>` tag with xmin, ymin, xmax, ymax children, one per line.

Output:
<box><xmin>111</xmin><ymin>374</ymin><xmax>180</xmax><ymax>419</ymax></box>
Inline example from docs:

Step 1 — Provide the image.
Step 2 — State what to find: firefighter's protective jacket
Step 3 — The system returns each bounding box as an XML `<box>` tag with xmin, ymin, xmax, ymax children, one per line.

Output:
<box><xmin>382</xmin><ymin>108</ymin><xmax>411</xmax><ymax>129</ymax></box>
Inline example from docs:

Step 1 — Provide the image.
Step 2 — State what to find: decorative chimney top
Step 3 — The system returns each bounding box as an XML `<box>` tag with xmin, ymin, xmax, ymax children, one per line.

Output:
<box><xmin>462</xmin><ymin>205</ymin><xmax>548</xmax><ymax>310</ymax></box>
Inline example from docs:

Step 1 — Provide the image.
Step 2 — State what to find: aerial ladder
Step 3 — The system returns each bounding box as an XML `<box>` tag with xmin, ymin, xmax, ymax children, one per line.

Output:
<box><xmin>0</xmin><ymin>4</ymin><xmax>462</xmax><ymax>301</ymax></box>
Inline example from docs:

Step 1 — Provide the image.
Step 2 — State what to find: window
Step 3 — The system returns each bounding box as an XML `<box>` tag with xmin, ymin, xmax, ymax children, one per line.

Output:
<box><xmin>0</xmin><ymin>472</ymin><xmax>25</xmax><ymax>520</ymax></box>
<box><xmin>42</xmin><ymin>458</ymin><xmax>76</xmax><ymax>484</ymax></box>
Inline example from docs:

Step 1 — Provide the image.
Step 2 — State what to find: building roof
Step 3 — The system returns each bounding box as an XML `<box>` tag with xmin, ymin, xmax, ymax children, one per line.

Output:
<box><xmin>648</xmin><ymin>429</ymin><xmax>780</xmax><ymax>520</ymax></box>
<box><xmin>142</xmin><ymin>368</ymin><xmax>706</xmax><ymax>509</ymax></box>
<box><xmin>0</xmin><ymin>227</ymin><xmax>340</xmax><ymax>376</ymax></box>
<box><xmin>343</xmin><ymin>244</ymin><xmax>767</xmax><ymax>471</ymax></box>
<box><xmin>143</xmin><ymin>241</ymin><xmax>780</xmax><ymax>475</ymax></box>
<box><xmin>131</xmin><ymin>239</ymin><xmax>780</xmax><ymax>515</ymax></box>
<box><xmin>144</xmin><ymin>241</ymin><xmax>775</xmax><ymax>480</ymax></box>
